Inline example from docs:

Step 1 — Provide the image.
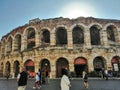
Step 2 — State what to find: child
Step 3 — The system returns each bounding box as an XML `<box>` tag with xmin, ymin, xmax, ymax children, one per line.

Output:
<box><xmin>33</xmin><ymin>73</ymin><xmax>41</xmax><ymax>89</ymax></box>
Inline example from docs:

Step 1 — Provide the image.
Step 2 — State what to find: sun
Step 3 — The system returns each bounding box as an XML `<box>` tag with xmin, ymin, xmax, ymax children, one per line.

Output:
<box><xmin>59</xmin><ymin>2</ymin><xmax>98</xmax><ymax>19</ymax></box>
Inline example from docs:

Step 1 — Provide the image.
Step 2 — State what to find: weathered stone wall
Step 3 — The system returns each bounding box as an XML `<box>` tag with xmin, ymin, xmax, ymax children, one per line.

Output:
<box><xmin>0</xmin><ymin>17</ymin><xmax>120</xmax><ymax>78</ymax></box>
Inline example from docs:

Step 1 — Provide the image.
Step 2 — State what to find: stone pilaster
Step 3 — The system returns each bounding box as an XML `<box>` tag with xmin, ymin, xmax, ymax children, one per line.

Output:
<box><xmin>35</xmin><ymin>32</ymin><xmax>40</xmax><ymax>47</ymax></box>
<box><xmin>50</xmin><ymin>32</ymin><xmax>56</xmax><ymax>46</ymax></box>
<box><xmin>84</xmin><ymin>27</ymin><xmax>91</xmax><ymax>49</ymax></box>
<box><xmin>116</xmin><ymin>28</ymin><xmax>120</xmax><ymax>44</ymax></box>
<box><xmin>50</xmin><ymin>61</ymin><xmax>56</xmax><ymax>78</ymax></box>
<box><xmin>12</xmin><ymin>39</ymin><xmax>15</xmax><ymax>52</ymax></box>
<box><xmin>101</xmin><ymin>30</ymin><xmax>109</xmax><ymax>48</ymax></box>
<box><xmin>10</xmin><ymin>63</ymin><xmax>14</xmax><ymax>78</ymax></box>
<box><xmin>67</xmin><ymin>30</ymin><xmax>73</xmax><ymax>49</ymax></box>
<box><xmin>21</xmin><ymin>35</ymin><xmax>27</xmax><ymax>51</ymax></box>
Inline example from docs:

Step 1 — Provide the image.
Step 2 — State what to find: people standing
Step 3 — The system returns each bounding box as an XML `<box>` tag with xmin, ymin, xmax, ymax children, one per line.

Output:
<box><xmin>33</xmin><ymin>73</ymin><xmax>41</xmax><ymax>89</ymax></box>
<box><xmin>82</xmin><ymin>71</ymin><xmax>89</xmax><ymax>89</ymax></box>
<box><xmin>17</xmin><ymin>67</ymin><xmax>28</xmax><ymax>90</ymax></box>
<box><xmin>105</xmin><ymin>69</ymin><xmax>108</xmax><ymax>80</ymax></box>
<box><xmin>38</xmin><ymin>69</ymin><xmax>41</xmax><ymax>85</ymax></box>
<box><xmin>60</xmin><ymin>68</ymin><xmax>71</xmax><ymax>90</ymax></box>
<box><xmin>101</xmin><ymin>68</ymin><xmax>105</xmax><ymax>79</ymax></box>
<box><xmin>45</xmin><ymin>69</ymin><xmax>49</xmax><ymax>84</ymax></box>
<box><xmin>6</xmin><ymin>71</ymin><xmax>10</xmax><ymax>80</ymax></box>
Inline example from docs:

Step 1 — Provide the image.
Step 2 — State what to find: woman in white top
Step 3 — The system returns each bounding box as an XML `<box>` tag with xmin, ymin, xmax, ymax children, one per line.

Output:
<box><xmin>60</xmin><ymin>68</ymin><xmax>71</xmax><ymax>90</ymax></box>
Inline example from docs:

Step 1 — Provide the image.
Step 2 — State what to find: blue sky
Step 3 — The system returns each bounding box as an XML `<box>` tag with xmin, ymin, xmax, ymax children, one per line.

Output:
<box><xmin>0</xmin><ymin>0</ymin><xmax>120</xmax><ymax>39</ymax></box>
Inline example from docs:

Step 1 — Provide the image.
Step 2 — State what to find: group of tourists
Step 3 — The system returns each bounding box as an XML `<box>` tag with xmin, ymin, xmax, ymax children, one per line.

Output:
<box><xmin>16</xmin><ymin>67</ymin><xmax>88</xmax><ymax>90</ymax></box>
<box><xmin>100</xmin><ymin>68</ymin><xmax>109</xmax><ymax>80</ymax></box>
<box><xmin>17</xmin><ymin>67</ymin><xmax>49</xmax><ymax>90</ymax></box>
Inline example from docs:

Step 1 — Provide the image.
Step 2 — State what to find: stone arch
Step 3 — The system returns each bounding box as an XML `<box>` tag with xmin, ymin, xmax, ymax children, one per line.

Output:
<box><xmin>93</xmin><ymin>56</ymin><xmax>106</xmax><ymax>71</ymax></box>
<box><xmin>103</xmin><ymin>23</ymin><xmax>118</xmax><ymax>30</ymax></box>
<box><xmin>88</xmin><ymin>23</ymin><xmax>103</xmax><ymax>29</ymax></box>
<box><xmin>70</xmin><ymin>23</ymin><xmax>86</xmax><ymax>30</ymax></box>
<box><xmin>40</xmin><ymin>59</ymin><xmax>51</xmax><ymax>71</ymax></box>
<box><xmin>23</xmin><ymin>26</ymin><xmax>37</xmax><ymax>50</ymax></box>
<box><xmin>89</xmin><ymin>25</ymin><xmax>101</xmax><ymax>45</ymax></box>
<box><xmin>14</xmin><ymin>60</ymin><xmax>20</xmax><ymax>77</ymax></box>
<box><xmin>27</xmin><ymin>27</ymin><xmax>36</xmax><ymax>49</ymax></box>
<box><xmin>74</xmin><ymin>57</ymin><xmax>88</xmax><ymax>77</ymax></box>
<box><xmin>40</xmin><ymin>29</ymin><xmax>50</xmax><ymax>44</ymax></box>
<box><xmin>56</xmin><ymin>27</ymin><xmax>68</xmax><ymax>45</ymax></box>
<box><xmin>106</xmin><ymin>25</ymin><xmax>118</xmax><ymax>44</ymax></box>
<box><xmin>72</xmin><ymin>25</ymin><xmax>84</xmax><ymax>44</ymax></box>
<box><xmin>23</xmin><ymin>26</ymin><xmax>37</xmax><ymax>35</ymax></box>
<box><xmin>40</xmin><ymin>59</ymin><xmax>51</xmax><ymax>79</ymax></box>
<box><xmin>56</xmin><ymin>57</ymin><xmax>69</xmax><ymax>77</ymax></box>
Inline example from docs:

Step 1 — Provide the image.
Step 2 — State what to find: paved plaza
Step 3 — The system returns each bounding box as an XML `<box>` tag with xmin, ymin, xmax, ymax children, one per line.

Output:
<box><xmin>0</xmin><ymin>78</ymin><xmax>120</xmax><ymax>90</ymax></box>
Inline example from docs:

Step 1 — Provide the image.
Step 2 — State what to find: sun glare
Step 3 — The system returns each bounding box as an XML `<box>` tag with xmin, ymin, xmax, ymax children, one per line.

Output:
<box><xmin>59</xmin><ymin>2</ymin><xmax>98</xmax><ymax>19</ymax></box>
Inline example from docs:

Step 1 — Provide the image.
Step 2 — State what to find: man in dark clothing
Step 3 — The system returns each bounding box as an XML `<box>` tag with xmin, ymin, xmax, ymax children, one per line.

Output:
<box><xmin>17</xmin><ymin>67</ymin><xmax>28</xmax><ymax>90</ymax></box>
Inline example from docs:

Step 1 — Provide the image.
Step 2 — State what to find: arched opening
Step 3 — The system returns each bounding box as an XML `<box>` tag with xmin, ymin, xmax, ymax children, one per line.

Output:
<box><xmin>56</xmin><ymin>27</ymin><xmax>68</xmax><ymax>45</ymax></box>
<box><xmin>72</xmin><ymin>26</ymin><xmax>84</xmax><ymax>44</ymax></box>
<box><xmin>27</xmin><ymin>28</ymin><xmax>35</xmax><ymax>49</ymax></box>
<box><xmin>56</xmin><ymin>57</ymin><xmax>69</xmax><ymax>78</ymax></box>
<box><xmin>14</xmin><ymin>60</ymin><xmax>20</xmax><ymax>77</ymax></box>
<box><xmin>40</xmin><ymin>59</ymin><xmax>50</xmax><ymax>83</ymax></box>
<box><xmin>14</xmin><ymin>34</ymin><xmax>21</xmax><ymax>51</ymax></box>
<box><xmin>7</xmin><ymin>37</ymin><xmax>12</xmax><ymax>53</ymax></box>
<box><xmin>40</xmin><ymin>59</ymin><xmax>50</xmax><ymax>72</ymax></box>
<box><xmin>41</xmin><ymin>29</ymin><xmax>50</xmax><ymax>44</ymax></box>
<box><xmin>24</xmin><ymin>59</ymin><xmax>35</xmax><ymax>77</ymax></box>
<box><xmin>90</xmin><ymin>26</ymin><xmax>101</xmax><ymax>45</ymax></box>
<box><xmin>93</xmin><ymin>56</ymin><xmax>106</xmax><ymax>72</ymax></box>
<box><xmin>74</xmin><ymin>57</ymin><xmax>88</xmax><ymax>77</ymax></box>
<box><xmin>111</xmin><ymin>56</ymin><xmax>120</xmax><ymax>72</ymax></box>
<box><xmin>107</xmin><ymin>25</ymin><xmax>116</xmax><ymax>44</ymax></box>
<box><xmin>5</xmin><ymin>61</ymin><xmax>11</xmax><ymax>77</ymax></box>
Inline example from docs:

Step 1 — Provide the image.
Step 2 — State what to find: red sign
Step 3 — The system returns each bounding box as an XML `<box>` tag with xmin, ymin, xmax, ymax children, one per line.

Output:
<box><xmin>25</xmin><ymin>60</ymin><xmax>34</xmax><ymax>66</ymax></box>
<box><xmin>74</xmin><ymin>58</ymin><xmax>86</xmax><ymax>65</ymax></box>
<box><xmin>111</xmin><ymin>59</ymin><xmax>119</xmax><ymax>63</ymax></box>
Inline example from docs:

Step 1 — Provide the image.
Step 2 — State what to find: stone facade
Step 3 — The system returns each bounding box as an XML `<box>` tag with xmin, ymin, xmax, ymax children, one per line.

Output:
<box><xmin>0</xmin><ymin>17</ymin><xmax>120</xmax><ymax>78</ymax></box>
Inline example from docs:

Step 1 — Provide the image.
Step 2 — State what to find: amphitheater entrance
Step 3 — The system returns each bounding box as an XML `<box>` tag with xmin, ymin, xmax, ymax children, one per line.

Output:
<box><xmin>56</xmin><ymin>57</ymin><xmax>69</xmax><ymax>78</ymax></box>
<box><xmin>93</xmin><ymin>56</ymin><xmax>106</xmax><ymax>72</ymax></box>
<box><xmin>40</xmin><ymin>59</ymin><xmax>50</xmax><ymax>77</ymax></box>
<box><xmin>24</xmin><ymin>59</ymin><xmax>35</xmax><ymax>77</ymax></box>
<box><xmin>111</xmin><ymin>56</ymin><xmax>120</xmax><ymax>72</ymax></box>
<box><xmin>5</xmin><ymin>61</ymin><xmax>10</xmax><ymax>77</ymax></box>
<box><xmin>74</xmin><ymin>57</ymin><xmax>87</xmax><ymax>77</ymax></box>
<box><xmin>14</xmin><ymin>60</ymin><xmax>20</xmax><ymax>77</ymax></box>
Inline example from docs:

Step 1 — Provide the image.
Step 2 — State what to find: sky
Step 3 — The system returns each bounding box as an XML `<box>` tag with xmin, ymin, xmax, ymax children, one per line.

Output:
<box><xmin>0</xmin><ymin>0</ymin><xmax>120</xmax><ymax>39</ymax></box>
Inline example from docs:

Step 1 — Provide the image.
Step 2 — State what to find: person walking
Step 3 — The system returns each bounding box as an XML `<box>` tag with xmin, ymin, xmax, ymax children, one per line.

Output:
<box><xmin>60</xmin><ymin>68</ymin><xmax>71</xmax><ymax>90</ymax></box>
<box><xmin>33</xmin><ymin>73</ymin><xmax>41</xmax><ymax>89</ymax></box>
<box><xmin>82</xmin><ymin>71</ymin><xmax>89</xmax><ymax>89</ymax></box>
<box><xmin>17</xmin><ymin>67</ymin><xmax>28</xmax><ymax>90</ymax></box>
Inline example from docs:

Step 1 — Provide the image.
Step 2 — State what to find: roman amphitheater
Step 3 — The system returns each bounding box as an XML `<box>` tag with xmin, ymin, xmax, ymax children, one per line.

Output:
<box><xmin>0</xmin><ymin>17</ymin><xmax>120</xmax><ymax>78</ymax></box>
